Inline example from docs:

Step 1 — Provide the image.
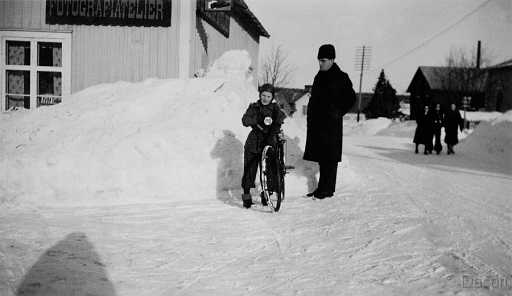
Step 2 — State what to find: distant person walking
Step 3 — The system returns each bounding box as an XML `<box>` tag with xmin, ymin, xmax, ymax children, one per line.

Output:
<box><xmin>430</xmin><ymin>103</ymin><xmax>444</xmax><ymax>154</ymax></box>
<box><xmin>413</xmin><ymin>105</ymin><xmax>433</xmax><ymax>154</ymax></box>
<box><xmin>303</xmin><ymin>44</ymin><xmax>356</xmax><ymax>199</ymax></box>
<box><xmin>444</xmin><ymin>103</ymin><xmax>464</xmax><ymax>154</ymax></box>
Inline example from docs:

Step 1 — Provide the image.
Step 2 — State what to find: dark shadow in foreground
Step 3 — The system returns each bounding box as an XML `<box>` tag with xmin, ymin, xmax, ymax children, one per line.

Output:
<box><xmin>16</xmin><ymin>232</ymin><xmax>116</xmax><ymax>296</ymax></box>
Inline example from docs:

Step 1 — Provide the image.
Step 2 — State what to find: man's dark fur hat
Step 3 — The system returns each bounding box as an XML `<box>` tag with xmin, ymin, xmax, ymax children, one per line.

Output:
<box><xmin>317</xmin><ymin>44</ymin><xmax>336</xmax><ymax>59</ymax></box>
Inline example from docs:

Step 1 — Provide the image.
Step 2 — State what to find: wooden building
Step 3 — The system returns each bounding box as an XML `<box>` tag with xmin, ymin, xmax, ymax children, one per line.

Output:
<box><xmin>406</xmin><ymin>66</ymin><xmax>486</xmax><ymax>119</ymax></box>
<box><xmin>407</xmin><ymin>60</ymin><xmax>512</xmax><ymax>119</ymax></box>
<box><xmin>485</xmin><ymin>58</ymin><xmax>512</xmax><ymax>112</ymax></box>
<box><xmin>0</xmin><ymin>0</ymin><xmax>269</xmax><ymax>111</ymax></box>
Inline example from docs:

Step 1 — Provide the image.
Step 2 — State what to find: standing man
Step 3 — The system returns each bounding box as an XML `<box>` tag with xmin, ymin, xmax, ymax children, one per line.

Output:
<box><xmin>303</xmin><ymin>44</ymin><xmax>356</xmax><ymax>199</ymax></box>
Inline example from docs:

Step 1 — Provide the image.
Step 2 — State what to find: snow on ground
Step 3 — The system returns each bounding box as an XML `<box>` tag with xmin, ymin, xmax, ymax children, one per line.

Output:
<box><xmin>344</xmin><ymin>117</ymin><xmax>392</xmax><ymax>136</ymax></box>
<box><xmin>464</xmin><ymin>111</ymin><xmax>503</xmax><ymax>122</ymax></box>
<box><xmin>1</xmin><ymin>51</ymin><xmax>511</xmax><ymax>295</ymax></box>
<box><xmin>458</xmin><ymin>111</ymin><xmax>512</xmax><ymax>168</ymax></box>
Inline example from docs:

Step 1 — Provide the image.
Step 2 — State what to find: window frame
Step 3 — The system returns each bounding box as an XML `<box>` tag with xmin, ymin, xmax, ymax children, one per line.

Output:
<box><xmin>0</xmin><ymin>31</ymin><xmax>71</xmax><ymax>111</ymax></box>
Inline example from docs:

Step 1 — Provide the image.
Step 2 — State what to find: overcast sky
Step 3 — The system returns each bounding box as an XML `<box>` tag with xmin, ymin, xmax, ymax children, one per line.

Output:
<box><xmin>245</xmin><ymin>0</ymin><xmax>512</xmax><ymax>93</ymax></box>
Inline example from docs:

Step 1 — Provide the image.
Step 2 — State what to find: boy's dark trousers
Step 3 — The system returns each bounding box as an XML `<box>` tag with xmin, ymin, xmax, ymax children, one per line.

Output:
<box><xmin>241</xmin><ymin>147</ymin><xmax>277</xmax><ymax>200</ymax></box>
<box><xmin>241</xmin><ymin>151</ymin><xmax>259</xmax><ymax>200</ymax></box>
<box><xmin>317</xmin><ymin>161</ymin><xmax>338</xmax><ymax>195</ymax></box>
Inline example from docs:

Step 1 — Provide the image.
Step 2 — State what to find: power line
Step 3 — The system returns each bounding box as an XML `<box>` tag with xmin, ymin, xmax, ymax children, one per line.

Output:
<box><xmin>379</xmin><ymin>0</ymin><xmax>493</xmax><ymax>69</ymax></box>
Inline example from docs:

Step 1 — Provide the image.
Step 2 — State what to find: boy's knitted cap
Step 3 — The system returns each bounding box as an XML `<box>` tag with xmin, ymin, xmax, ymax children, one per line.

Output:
<box><xmin>259</xmin><ymin>83</ymin><xmax>275</xmax><ymax>95</ymax></box>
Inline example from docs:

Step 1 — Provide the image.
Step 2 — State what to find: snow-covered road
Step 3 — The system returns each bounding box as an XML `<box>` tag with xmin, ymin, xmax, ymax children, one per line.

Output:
<box><xmin>2</xmin><ymin>135</ymin><xmax>511</xmax><ymax>296</ymax></box>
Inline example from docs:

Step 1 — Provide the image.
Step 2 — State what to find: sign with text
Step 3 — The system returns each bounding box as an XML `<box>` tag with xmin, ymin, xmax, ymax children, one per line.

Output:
<box><xmin>46</xmin><ymin>0</ymin><xmax>172</xmax><ymax>27</ymax></box>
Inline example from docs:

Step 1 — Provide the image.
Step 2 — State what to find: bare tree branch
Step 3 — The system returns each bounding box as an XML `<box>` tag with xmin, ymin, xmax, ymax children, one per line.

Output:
<box><xmin>260</xmin><ymin>45</ymin><xmax>296</xmax><ymax>87</ymax></box>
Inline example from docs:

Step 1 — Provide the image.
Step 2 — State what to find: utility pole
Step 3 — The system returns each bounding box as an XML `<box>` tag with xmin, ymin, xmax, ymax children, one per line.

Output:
<box><xmin>476</xmin><ymin>40</ymin><xmax>481</xmax><ymax>69</ymax></box>
<box><xmin>354</xmin><ymin>46</ymin><xmax>372</xmax><ymax>122</ymax></box>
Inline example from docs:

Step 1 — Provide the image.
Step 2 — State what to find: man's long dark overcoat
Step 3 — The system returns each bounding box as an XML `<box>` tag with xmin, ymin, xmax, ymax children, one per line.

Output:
<box><xmin>303</xmin><ymin>63</ymin><xmax>356</xmax><ymax>163</ymax></box>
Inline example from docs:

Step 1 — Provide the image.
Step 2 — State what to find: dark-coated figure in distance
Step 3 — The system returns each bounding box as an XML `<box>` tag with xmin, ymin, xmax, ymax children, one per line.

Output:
<box><xmin>414</xmin><ymin>105</ymin><xmax>434</xmax><ymax>154</ymax></box>
<box><xmin>430</xmin><ymin>103</ymin><xmax>444</xmax><ymax>155</ymax></box>
<box><xmin>444</xmin><ymin>103</ymin><xmax>464</xmax><ymax>154</ymax></box>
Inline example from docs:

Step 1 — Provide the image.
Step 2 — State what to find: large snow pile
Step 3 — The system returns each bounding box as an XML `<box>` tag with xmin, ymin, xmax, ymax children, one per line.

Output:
<box><xmin>0</xmin><ymin>50</ymin><xmax>314</xmax><ymax>207</ymax></box>
<box><xmin>458</xmin><ymin>110</ymin><xmax>512</xmax><ymax>169</ymax></box>
<box><xmin>343</xmin><ymin>117</ymin><xmax>392</xmax><ymax>136</ymax></box>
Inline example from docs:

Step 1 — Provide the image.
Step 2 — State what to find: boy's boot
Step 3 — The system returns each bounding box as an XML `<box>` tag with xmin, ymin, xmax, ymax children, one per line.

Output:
<box><xmin>260</xmin><ymin>191</ymin><xmax>268</xmax><ymax>206</ymax></box>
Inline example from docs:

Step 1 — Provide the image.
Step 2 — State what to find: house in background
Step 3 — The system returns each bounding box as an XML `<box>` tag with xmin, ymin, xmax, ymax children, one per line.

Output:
<box><xmin>485</xmin><ymin>58</ymin><xmax>512</xmax><ymax>112</ymax></box>
<box><xmin>273</xmin><ymin>86</ymin><xmax>309</xmax><ymax>116</ymax></box>
<box><xmin>0</xmin><ymin>0</ymin><xmax>269</xmax><ymax>111</ymax></box>
<box><xmin>407</xmin><ymin>59</ymin><xmax>512</xmax><ymax>119</ymax></box>
<box><xmin>406</xmin><ymin>66</ymin><xmax>486</xmax><ymax>119</ymax></box>
<box><xmin>291</xmin><ymin>84</ymin><xmax>409</xmax><ymax>119</ymax></box>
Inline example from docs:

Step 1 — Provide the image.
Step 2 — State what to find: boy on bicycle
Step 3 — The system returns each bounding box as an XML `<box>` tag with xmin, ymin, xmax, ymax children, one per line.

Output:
<box><xmin>241</xmin><ymin>84</ymin><xmax>286</xmax><ymax>209</ymax></box>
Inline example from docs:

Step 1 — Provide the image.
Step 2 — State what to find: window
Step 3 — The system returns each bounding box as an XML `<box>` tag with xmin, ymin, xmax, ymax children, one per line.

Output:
<box><xmin>37</xmin><ymin>71</ymin><xmax>62</xmax><ymax>107</ymax></box>
<box><xmin>6</xmin><ymin>41</ymin><xmax>30</xmax><ymax>65</ymax></box>
<box><xmin>1</xmin><ymin>31</ymin><xmax>70</xmax><ymax>111</ymax></box>
<box><xmin>38</xmin><ymin>42</ymin><xmax>62</xmax><ymax>67</ymax></box>
<box><xmin>6</xmin><ymin>70</ymin><xmax>30</xmax><ymax>109</ymax></box>
<box><xmin>197</xmin><ymin>0</ymin><xmax>230</xmax><ymax>37</ymax></box>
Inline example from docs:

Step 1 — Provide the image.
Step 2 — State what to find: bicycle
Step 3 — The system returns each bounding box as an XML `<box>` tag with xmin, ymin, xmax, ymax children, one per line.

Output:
<box><xmin>259</xmin><ymin>132</ymin><xmax>288</xmax><ymax>212</ymax></box>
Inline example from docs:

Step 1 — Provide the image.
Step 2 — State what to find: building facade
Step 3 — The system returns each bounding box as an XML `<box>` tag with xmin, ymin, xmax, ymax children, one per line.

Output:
<box><xmin>0</xmin><ymin>0</ymin><xmax>269</xmax><ymax>111</ymax></box>
<box><xmin>407</xmin><ymin>61</ymin><xmax>512</xmax><ymax>119</ymax></box>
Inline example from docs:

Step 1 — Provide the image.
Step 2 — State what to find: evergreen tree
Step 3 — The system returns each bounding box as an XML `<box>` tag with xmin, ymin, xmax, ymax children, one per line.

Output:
<box><xmin>364</xmin><ymin>69</ymin><xmax>400</xmax><ymax>119</ymax></box>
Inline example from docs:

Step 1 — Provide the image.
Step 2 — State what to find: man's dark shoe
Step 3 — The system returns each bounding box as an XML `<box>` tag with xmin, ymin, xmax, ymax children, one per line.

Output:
<box><xmin>313</xmin><ymin>192</ymin><xmax>333</xmax><ymax>199</ymax></box>
<box><xmin>306</xmin><ymin>190</ymin><xmax>317</xmax><ymax>197</ymax></box>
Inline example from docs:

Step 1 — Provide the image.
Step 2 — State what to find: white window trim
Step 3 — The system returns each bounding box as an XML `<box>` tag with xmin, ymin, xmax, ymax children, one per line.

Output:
<box><xmin>0</xmin><ymin>30</ymin><xmax>71</xmax><ymax>111</ymax></box>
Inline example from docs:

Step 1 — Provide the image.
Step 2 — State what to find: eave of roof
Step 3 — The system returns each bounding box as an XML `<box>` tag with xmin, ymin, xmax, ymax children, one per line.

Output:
<box><xmin>487</xmin><ymin>58</ymin><xmax>512</xmax><ymax>69</ymax></box>
<box><xmin>233</xmin><ymin>0</ymin><xmax>270</xmax><ymax>38</ymax></box>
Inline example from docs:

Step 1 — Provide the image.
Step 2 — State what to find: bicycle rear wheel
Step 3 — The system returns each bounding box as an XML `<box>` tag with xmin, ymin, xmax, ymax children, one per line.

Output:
<box><xmin>260</xmin><ymin>145</ymin><xmax>282</xmax><ymax>212</ymax></box>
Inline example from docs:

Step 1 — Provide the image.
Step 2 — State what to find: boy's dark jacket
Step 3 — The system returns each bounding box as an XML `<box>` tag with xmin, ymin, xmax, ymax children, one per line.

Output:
<box><xmin>242</xmin><ymin>101</ymin><xmax>286</xmax><ymax>153</ymax></box>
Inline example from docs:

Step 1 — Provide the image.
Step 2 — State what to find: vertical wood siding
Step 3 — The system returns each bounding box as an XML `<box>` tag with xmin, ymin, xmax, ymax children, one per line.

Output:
<box><xmin>1</xmin><ymin>0</ymin><xmax>181</xmax><ymax>93</ymax></box>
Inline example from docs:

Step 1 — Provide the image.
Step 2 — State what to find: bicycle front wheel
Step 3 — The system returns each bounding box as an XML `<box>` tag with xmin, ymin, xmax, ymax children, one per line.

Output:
<box><xmin>260</xmin><ymin>145</ymin><xmax>282</xmax><ymax>212</ymax></box>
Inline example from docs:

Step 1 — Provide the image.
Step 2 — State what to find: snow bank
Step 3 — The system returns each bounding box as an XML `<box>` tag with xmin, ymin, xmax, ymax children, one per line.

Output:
<box><xmin>376</xmin><ymin>120</ymin><xmax>417</xmax><ymax>138</ymax></box>
<box><xmin>344</xmin><ymin>117</ymin><xmax>392</xmax><ymax>136</ymax></box>
<box><xmin>491</xmin><ymin>110</ymin><xmax>512</xmax><ymax>125</ymax></box>
<box><xmin>458</xmin><ymin>111</ymin><xmax>512</xmax><ymax>170</ymax></box>
<box><xmin>0</xmin><ymin>50</ymin><xmax>332</xmax><ymax>207</ymax></box>
<box><xmin>463</xmin><ymin>111</ymin><xmax>503</xmax><ymax>122</ymax></box>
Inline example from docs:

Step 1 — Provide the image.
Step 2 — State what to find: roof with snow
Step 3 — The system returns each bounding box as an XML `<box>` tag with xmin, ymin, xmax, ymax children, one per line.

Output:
<box><xmin>407</xmin><ymin>66</ymin><xmax>486</xmax><ymax>93</ymax></box>
<box><xmin>487</xmin><ymin>58</ymin><xmax>512</xmax><ymax>69</ymax></box>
